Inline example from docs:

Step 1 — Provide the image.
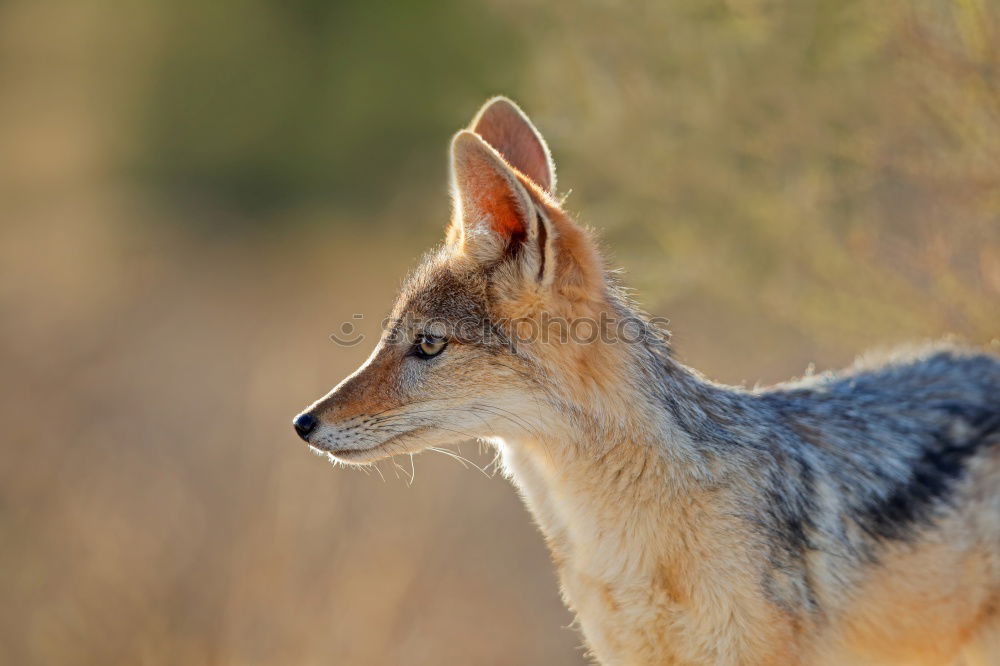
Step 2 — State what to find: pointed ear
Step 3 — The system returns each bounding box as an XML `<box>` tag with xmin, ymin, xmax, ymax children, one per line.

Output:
<box><xmin>470</xmin><ymin>97</ymin><xmax>556</xmax><ymax>194</ymax></box>
<box><xmin>448</xmin><ymin>130</ymin><xmax>554</xmax><ymax>283</ymax></box>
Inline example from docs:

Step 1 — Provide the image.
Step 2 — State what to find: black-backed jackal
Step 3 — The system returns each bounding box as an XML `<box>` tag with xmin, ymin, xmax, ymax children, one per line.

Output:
<box><xmin>294</xmin><ymin>98</ymin><xmax>1000</xmax><ymax>665</ymax></box>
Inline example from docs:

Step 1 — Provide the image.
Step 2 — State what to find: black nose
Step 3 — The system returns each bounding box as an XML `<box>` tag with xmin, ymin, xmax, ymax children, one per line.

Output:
<box><xmin>293</xmin><ymin>413</ymin><xmax>317</xmax><ymax>441</ymax></box>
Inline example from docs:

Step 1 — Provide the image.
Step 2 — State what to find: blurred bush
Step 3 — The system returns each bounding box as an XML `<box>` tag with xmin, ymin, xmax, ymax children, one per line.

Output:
<box><xmin>138</xmin><ymin>0</ymin><xmax>521</xmax><ymax>222</ymax></box>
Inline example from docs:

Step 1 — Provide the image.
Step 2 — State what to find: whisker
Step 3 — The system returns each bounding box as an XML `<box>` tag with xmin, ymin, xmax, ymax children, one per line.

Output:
<box><xmin>428</xmin><ymin>446</ymin><xmax>493</xmax><ymax>478</ymax></box>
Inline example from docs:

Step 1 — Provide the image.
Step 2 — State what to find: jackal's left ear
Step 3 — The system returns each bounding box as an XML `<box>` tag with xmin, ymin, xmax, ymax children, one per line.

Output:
<box><xmin>448</xmin><ymin>130</ymin><xmax>555</xmax><ymax>285</ymax></box>
<box><xmin>469</xmin><ymin>97</ymin><xmax>556</xmax><ymax>194</ymax></box>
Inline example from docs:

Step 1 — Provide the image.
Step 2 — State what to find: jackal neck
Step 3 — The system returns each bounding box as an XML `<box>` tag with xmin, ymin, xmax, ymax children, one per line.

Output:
<box><xmin>499</xmin><ymin>340</ymin><xmax>758</xmax><ymax>578</ymax></box>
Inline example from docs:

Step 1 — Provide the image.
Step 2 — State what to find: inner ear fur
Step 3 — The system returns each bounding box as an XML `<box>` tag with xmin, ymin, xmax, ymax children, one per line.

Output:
<box><xmin>448</xmin><ymin>126</ymin><xmax>602</xmax><ymax>296</ymax></box>
<box><xmin>449</xmin><ymin>130</ymin><xmax>539</xmax><ymax>262</ymax></box>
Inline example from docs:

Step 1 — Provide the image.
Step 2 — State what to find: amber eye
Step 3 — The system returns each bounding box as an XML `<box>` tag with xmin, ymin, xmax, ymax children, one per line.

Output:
<box><xmin>414</xmin><ymin>335</ymin><xmax>447</xmax><ymax>359</ymax></box>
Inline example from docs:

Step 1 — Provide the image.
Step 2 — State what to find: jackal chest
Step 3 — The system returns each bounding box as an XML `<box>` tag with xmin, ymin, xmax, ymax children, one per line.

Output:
<box><xmin>559</xmin><ymin>566</ymin><xmax>671</xmax><ymax>665</ymax></box>
<box><xmin>561</xmin><ymin>565</ymin><xmax>801</xmax><ymax>666</ymax></box>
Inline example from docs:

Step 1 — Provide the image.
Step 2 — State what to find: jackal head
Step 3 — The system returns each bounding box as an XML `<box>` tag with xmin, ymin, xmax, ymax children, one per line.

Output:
<box><xmin>293</xmin><ymin>97</ymin><xmax>654</xmax><ymax>464</ymax></box>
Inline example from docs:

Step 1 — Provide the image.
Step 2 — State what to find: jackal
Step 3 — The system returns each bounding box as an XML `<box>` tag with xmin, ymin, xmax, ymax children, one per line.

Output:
<box><xmin>293</xmin><ymin>97</ymin><xmax>1000</xmax><ymax>665</ymax></box>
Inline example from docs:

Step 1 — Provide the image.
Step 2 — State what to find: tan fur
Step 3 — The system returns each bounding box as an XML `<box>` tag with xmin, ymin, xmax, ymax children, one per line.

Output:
<box><xmin>813</xmin><ymin>449</ymin><xmax>1000</xmax><ymax>665</ymax></box>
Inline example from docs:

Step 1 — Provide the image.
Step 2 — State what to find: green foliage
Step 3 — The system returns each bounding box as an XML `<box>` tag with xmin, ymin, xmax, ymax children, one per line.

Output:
<box><xmin>139</xmin><ymin>0</ymin><xmax>521</xmax><ymax>219</ymax></box>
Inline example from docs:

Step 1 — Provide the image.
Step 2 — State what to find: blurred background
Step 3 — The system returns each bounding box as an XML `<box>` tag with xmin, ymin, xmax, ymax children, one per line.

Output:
<box><xmin>1</xmin><ymin>0</ymin><xmax>998</xmax><ymax>663</ymax></box>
